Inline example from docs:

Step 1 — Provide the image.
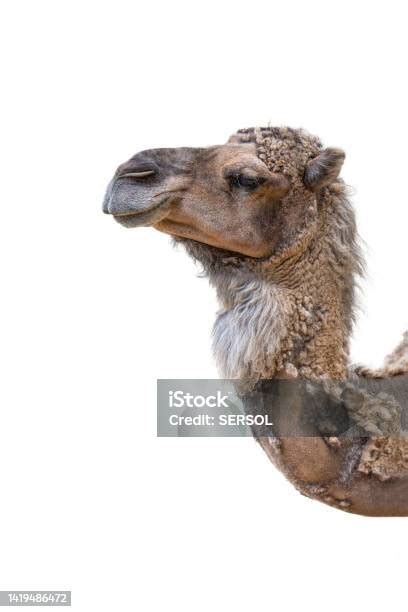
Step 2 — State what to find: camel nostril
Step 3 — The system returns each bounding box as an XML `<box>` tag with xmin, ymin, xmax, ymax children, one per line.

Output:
<box><xmin>117</xmin><ymin>170</ymin><xmax>156</xmax><ymax>179</ymax></box>
<box><xmin>116</xmin><ymin>161</ymin><xmax>159</xmax><ymax>181</ymax></box>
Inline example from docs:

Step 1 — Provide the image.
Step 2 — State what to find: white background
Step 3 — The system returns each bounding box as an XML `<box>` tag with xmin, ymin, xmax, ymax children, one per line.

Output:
<box><xmin>1</xmin><ymin>1</ymin><xmax>408</xmax><ymax>610</ymax></box>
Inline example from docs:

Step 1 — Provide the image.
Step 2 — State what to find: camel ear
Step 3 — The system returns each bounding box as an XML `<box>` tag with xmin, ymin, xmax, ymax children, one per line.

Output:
<box><xmin>304</xmin><ymin>148</ymin><xmax>345</xmax><ymax>190</ymax></box>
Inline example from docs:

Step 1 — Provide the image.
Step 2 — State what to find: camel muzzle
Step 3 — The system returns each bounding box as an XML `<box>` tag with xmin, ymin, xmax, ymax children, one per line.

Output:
<box><xmin>102</xmin><ymin>173</ymin><xmax>174</xmax><ymax>228</ymax></box>
<box><xmin>103</xmin><ymin>146</ymin><xmax>201</xmax><ymax>227</ymax></box>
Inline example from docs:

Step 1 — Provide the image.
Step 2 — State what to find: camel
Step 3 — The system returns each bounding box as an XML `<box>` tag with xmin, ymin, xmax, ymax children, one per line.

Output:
<box><xmin>103</xmin><ymin>126</ymin><xmax>408</xmax><ymax>516</ymax></box>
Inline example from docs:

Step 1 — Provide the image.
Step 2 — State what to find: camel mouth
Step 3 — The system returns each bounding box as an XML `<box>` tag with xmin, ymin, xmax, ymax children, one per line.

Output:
<box><xmin>113</xmin><ymin>195</ymin><xmax>173</xmax><ymax>228</ymax></box>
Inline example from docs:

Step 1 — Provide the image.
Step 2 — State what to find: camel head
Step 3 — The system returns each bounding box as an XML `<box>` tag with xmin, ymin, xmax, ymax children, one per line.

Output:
<box><xmin>103</xmin><ymin>127</ymin><xmax>346</xmax><ymax>261</ymax></box>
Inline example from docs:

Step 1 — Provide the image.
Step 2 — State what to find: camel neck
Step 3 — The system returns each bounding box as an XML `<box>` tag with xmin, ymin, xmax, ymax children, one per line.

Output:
<box><xmin>211</xmin><ymin>245</ymin><xmax>351</xmax><ymax>381</ymax></box>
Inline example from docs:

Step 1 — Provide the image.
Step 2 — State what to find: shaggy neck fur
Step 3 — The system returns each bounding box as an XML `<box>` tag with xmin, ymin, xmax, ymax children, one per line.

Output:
<box><xmin>179</xmin><ymin>181</ymin><xmax>364</xmax><ymax>383</ymax></box>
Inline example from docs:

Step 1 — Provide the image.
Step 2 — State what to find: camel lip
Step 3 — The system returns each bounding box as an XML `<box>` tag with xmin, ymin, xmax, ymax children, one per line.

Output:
<box><xmin>112</xmin><ymin>195</ymin><xmax>173</xmax><ymax>228</ymax></box>
<box><xmin>112</xmin><ymin>198</ymin><xmax>164</xmax><ymax>218</ymax></box>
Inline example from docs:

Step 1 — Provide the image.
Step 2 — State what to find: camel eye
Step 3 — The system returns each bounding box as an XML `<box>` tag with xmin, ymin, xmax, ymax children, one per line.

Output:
<box><xmin>229</xmin><ymin>173</ymin><xmax>264</xmax><ymax>190</ymax></box>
